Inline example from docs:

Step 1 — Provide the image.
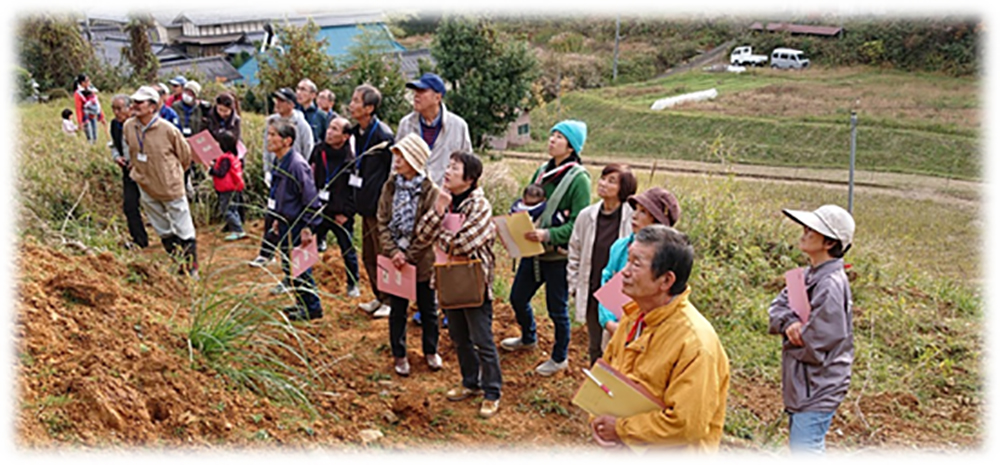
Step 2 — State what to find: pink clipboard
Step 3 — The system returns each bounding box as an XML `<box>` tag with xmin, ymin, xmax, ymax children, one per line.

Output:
<box><xmin>377</xmin><ymin>255</ymin><xmax>416</xmax><ymax>301</ymax></box>
<box><xmin>592</xmin><ymin>271</ymin><xmax>630</xmax><ymax>318</ymax></box>
<box><xmin>784</xmin><ymin>267</ymin><xmax>811</xmax><ymax>322</ymax></box>
<box><xmin>290</xmin><ymin>239</ymin><xmax>319</xmax><ymax>278</ymax></box>
<box><xmin>434</xmin><ymin>213</ymin><xmax>466</xmax><ymax>264</ymax></box>
<box><xmin>187</xmin><ymin>129</ymin><xmax>223</xmax><ymax>166</ymax></box>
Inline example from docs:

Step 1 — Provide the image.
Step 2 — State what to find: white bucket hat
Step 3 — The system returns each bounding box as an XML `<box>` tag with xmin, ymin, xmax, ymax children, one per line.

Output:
<box><xmin>782</xmin><ymin>204</ymin><xmax>855</xmax><ymax>252</ymax></box>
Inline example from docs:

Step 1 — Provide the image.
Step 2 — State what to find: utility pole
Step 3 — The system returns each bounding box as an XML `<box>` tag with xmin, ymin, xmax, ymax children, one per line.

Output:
<box><xmin>613</xmin><ymin>14</ymin><xmax>621</xmax><ymax>82</ymax></box>
<box><xmin>848</xmin><ymin>110</ymin><xmax>857</xmax><ymax>213</ymax></box>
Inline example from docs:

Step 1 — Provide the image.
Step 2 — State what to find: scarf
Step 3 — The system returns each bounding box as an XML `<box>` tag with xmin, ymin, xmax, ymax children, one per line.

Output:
<box><xmin>388</xmin><ymin>174</ymin><xmax>424</xmax><ymax>251</ymax></box>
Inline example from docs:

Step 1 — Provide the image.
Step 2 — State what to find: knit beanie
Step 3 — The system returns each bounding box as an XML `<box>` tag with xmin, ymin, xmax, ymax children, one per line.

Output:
<box><xmin>550</xmin><ymin>120</ymin><xmax>587</xmax><ymax>156</ymax></box>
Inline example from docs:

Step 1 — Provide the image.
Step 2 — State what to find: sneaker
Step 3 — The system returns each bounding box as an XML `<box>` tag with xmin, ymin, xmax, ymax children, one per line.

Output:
<box><xmin>446</xmin><ymin>386</ymin><xmax>481</xmax><ymax>402</ymax></box>
<box><xmin>394</xmin><ymin>357</ymin><xmax>410</xmax><ymax>377</ymax></box>
<box><xmin>270</xmin><ymin>281</ymin><xmax>290</xmax><ymax>295</ymax></box>
<box><xmin>359</xmin><ymin>299</ymin><xmax>382</xmax><ymax>313</ymax></box>
<box><xmin>500</xmin><ymin>337</ymin><xmax>537</xmax><ymax>352</ymax></box>
<box><xmin>479</xmin><ymin>399</ymin><xmax>500</xmax><ymax>418</ymax></box>
<box><xmin>412</xmin><ymin>311</ymin><xmax>422</xmax><ymax>325</ymax></box>
<box><xmin>372</xmin><ymin>305</ymin><xmax>391</xmax><ymax>319</ymax></box>
<box><xmin>224</xmin><ymin>232</ymin><xmax>247</xmax><ymax>241</ymax></box>
<box><xmin>426</xmin><ymin>353</ymin><xmax>443</xmax><ymax>371</ymax></box>
<box><xmin>535</xmin><ymin>359</ymin><xmax>569</xmax><ymax>377</ymax></box>
<box><xmin>317</xmin><ymin>240</ymin><xmax>328</xmax><ymax>252</ymax></box>
<box><xmin>347</xmin><ymin>285</ymin><xmax>361</xmax><ymax>298</ymax></box>
<box><xmin>248</xmin><ymin>256</ymin><xmax>270</xmax><ymax>268</ymax></box>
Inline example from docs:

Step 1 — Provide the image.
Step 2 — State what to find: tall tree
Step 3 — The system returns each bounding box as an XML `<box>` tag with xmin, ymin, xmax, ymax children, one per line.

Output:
<box><xmin>256</xmin><ymin>20</ymin><xmax>336</xmax><ymax>98</ymax></box>
<box><xmin>431</xmin><ymin>16</ymin><xmax>540</xmax><ymax>149</ymax></box>
<box><xmin>123</xmin><ymin>14</ymin><xmax>159</xmax><ymax>84</ymax></box>
<box><xmin>334</xmin><ymin>25</ymin><xmax>408</xmax><ymax>125</ymax></box>
<box><xmin>17</xmin><ymin>13</ymin><xmax>95</xmax><ymax>92</ymax></box>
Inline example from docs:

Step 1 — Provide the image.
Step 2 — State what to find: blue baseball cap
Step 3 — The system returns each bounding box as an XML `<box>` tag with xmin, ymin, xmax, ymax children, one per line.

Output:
<box><xmin>406</xmin><ymin>72</ymin><xmax>446</xmax><ymax>96</ymax></box>
<box><xmin>169</xmin><ymin>75</ymin><xmax>187</xmax><ymax>86</ymax></box>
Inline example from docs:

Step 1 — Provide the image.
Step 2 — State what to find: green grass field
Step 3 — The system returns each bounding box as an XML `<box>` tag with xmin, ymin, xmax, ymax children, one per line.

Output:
<box><xmin>527</xmin><ymin>66</ymin><xmax>980</xmax><ymax>180</ymax></box>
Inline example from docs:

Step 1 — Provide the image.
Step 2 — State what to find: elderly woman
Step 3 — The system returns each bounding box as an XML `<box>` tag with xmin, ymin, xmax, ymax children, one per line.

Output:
<box><xmin>417</xmin><ymin>151</ymin><xmax>502</xmax><ymax>418</ymax></box>
<box><xmin>567</xmin><ymin>163</ymin><xmax>637</xmax><ymax>365</ymax></box>
<box><xmin>501</xmin><ymin>120</ymin><xmax>592</xmax><ymax>377</ymax></box>
<box><xmin>598</xmin><ymin>187</ymin><xmax>681</xmax><ymax>336</ymax></box>
<box><xmin>378</xmin><ymin>133</ymin><xmax>443</xmax><ymax>377</ymax></box>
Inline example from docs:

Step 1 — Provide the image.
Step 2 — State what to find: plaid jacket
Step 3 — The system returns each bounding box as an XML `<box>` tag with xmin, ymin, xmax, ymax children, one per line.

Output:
<box><xmin>416</xmin><ymin>187</ymin><xmax>496</xmax><ymax>300</ymax></box>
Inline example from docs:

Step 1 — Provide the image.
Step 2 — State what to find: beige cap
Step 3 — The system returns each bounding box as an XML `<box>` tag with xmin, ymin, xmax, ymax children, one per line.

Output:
<box><xmin>390</xmin><ymin>133</ymin><xmax>431</xmax><ymax>177</ymax></box>
<box><xmin>783</xmin><ymin>204</ymin><xmax>856</xmax><ymax>252</ymax></box>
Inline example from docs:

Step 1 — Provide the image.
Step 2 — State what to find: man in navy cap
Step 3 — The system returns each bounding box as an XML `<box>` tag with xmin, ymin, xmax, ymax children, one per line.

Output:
<box><xmin>397</xmin><ymin>72</ymin><xmax>471</xmax><ymax>187</ymax></box>
<box><xmin>397</xmin><ymin>72</ymin><xmax>472</xmax><ymax>327</ymax></box>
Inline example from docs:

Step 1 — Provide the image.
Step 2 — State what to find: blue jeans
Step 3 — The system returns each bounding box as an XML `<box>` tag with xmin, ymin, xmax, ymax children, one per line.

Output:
<box><xmin>788</xmin><ymin>410</ymin><xmax>835</xmax><ymax>454</ymax></box>
<box><xmin>217</xmin><ymin>191</ymin><xmax>243</xmax><ymax>233</ymax></box>
<box><xmin>446</xmin><ymin>296</ymin><xmax>501</xmax><ymax>401</ymax></box>
<box><xmin>276</xmin><ymin>221</ymin><xmax>322</xmax><ymax>314</ymax></box>
<box><xmin>83</xmin><ymin>118</ymin><xmax>97</xmax><ymax>143</ymax></box>
<box><xmin>316</xmin><ymin>215</ymin><xmax>359</xmax><ymax>287</ymax></box>
<box><xmin>508</xmin><ymin>257</ymin><xmax>570</xmax><ymax>363</ymax></box>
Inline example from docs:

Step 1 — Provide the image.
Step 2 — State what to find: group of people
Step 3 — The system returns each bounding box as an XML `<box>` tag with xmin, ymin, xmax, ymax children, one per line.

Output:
<box><xmin>98</xmin><ymin>70</ymin><xmax>858</xmax><ymax>453</ymax></box>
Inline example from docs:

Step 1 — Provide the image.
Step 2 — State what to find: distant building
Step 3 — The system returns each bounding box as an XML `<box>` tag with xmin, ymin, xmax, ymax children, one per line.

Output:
<box><xmin>486</xmin><ymin>111</ymin><xmax>532</xmax><ymax>151</ymax></box>
<box><xmin>749</xmin><ymin>22</ymin><xmax>843</xmax><ymax>37</ymax></box>
<box><xmin>158</xmin><ymin>56</ymin><xmax>244</xmax><ymax>84</ymax></box>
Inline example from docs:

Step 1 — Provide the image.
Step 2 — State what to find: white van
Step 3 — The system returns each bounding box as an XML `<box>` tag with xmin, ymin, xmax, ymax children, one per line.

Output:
<box><xmin>770</xmin><ymin>48</ymin><xmax>810</xmax><ymax>69</ymax></box>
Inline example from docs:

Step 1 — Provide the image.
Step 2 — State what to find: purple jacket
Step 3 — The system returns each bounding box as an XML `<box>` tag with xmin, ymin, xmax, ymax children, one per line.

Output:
<box><xmin>768</xmin><ymin>258</ymin><xmax>854</xmax><ymax>412</ymax></box>
<box><xmin>267</xmin><ymin>149</ymin><xmax>321</xmax><ymax>229</ymax></box>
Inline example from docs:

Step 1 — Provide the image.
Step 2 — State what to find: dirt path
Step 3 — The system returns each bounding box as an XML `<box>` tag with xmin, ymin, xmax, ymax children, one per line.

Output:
<box><xmin>497</xmin><ymin>151</ymin><xmax>981</xmax><ymax>209</ymax></box>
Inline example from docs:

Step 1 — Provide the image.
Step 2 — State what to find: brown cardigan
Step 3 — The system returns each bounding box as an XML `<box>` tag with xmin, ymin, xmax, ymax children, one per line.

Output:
<box><xmin>376</xmin><ymin>174</ymin><xmax>440</xmax><ymax>282</ymax></box>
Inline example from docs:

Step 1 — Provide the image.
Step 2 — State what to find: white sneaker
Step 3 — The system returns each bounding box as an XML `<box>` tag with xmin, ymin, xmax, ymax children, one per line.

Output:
<box><xmin>500</xmin><ymin>336</ymin><xmax>538</xmax><ymax>352</ymax></box>
<box><xmin>372</xmin><ymin>305</ymin><xmax>391</xmax><ymax>319</ymax></box>
<box><xmin>347</xmin><ymin>286</ymin><xmax>361</xmax><ymax>298</ymax></box>
<box><xmin>535</xmin><ymin>359</ymin><xmax>569</xmax><ymax>377</ymax></box>
<box><xmin>248</xmin><ymin>256</ymin><xmax>270</xmax><ymax>268</ymax></box>
<box><xmin>270</xmin><ymin>281</ymin><xmax>290</xmax><ymax>295</ymax></box>
<box><xmin>359</xmin><ymin>299</ymin><xmax>382</xmax><ymax>313</ymax></box>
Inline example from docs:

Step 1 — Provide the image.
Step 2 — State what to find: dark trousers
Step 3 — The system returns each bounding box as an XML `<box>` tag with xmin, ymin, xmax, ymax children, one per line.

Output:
<box><xmin>585</xmin><ymin>290</ymin><xmax>604</xmax><ymax>365</ymax></box>
<box><xmin>509</xmin><ymin>257</ymin><xmax>571</xmax><ymax>363</ymax></box>
<box><xmin>389</xmin><ymin>280</ymin><xmax>438</xmax><ymax>359</ymax></box>
<box><xmin>316</xmin><ymin>215</ymin><xmax>359</xmax><ymax>287</ymax></box>
<box><xmin>361</xmin><ymin>216</ymin><xmax>388</xmax><ymax>302</ymax></box>
<box><xmin>277</xmin><ymin>221</ymin><xmax>322</xmax><ymax>314</ymax></box>
<box><xmin>121</xmin><ymin>165</ymin><xmax>148</xmax><ymax>248</ymax></box>
<box><xmin>446</xmin><ymin>295</ymin><xmax>502</xmax><ymax>401</ymax></box>
<box><xmin>217</xmin><ymin>191</ymin><xmax>243</xmax><ymax>233</ymax></box>
<box><xmin>258</xmin><ymin>216</ymin><xmax>279</xmax><ymax>260</ymax></box>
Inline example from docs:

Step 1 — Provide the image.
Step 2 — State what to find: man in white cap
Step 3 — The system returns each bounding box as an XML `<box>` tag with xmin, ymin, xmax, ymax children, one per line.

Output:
<box><xmin>768</xmin><ymin>204</ymin><xmax>856</xmax><ymax>454</ymax></box>
<box><xmin>123</xmin><ymin>86</ymin><xmax>199</xmax><ymax>277</ymax></box>
<box><xmin>171</xmin><ymin>80</ymin><xmax>208</xmax><ymax>137</ymax></box>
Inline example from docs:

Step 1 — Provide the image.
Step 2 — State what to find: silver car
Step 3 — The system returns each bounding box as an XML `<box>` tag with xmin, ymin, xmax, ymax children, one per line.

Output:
<box><xmin>770</xmin><ymin>48</ymin><xmax>811</xmax><ymax>69</ymax></box>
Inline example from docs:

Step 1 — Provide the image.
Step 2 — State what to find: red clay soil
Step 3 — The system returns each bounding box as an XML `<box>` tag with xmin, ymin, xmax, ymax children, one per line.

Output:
<box><xmin>13</xmin><ymin>221</ymin><xmax>982</xmax><ymax>452</ymax></box>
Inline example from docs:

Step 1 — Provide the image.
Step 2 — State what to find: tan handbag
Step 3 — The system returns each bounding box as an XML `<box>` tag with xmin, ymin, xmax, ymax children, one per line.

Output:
<box><xmin>434</xmin><ymin>257</ymin><xmax>486</xmax><ymax>310</ymax></box>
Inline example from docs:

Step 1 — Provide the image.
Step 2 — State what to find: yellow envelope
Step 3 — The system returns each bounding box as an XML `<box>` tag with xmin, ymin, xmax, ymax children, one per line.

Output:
<box><xmin>492</xmin><ymin>211</ymin><xmax>545</xmax><ymax>258</ymax></box>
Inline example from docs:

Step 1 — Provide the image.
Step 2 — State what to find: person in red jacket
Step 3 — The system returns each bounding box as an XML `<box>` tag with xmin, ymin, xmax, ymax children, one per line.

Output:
<box><xmin>209</xmin><ymin>130</ymin><xmax>246</xmax><ymax>241</ymax></box>
<box><xmin>73</xmin><ymin>73</ymin><xmax>105</xmax><ymax>144</ymax></box>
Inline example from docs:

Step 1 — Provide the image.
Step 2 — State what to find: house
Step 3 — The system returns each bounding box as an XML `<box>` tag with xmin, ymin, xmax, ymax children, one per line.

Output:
<box><xmin>236</xmin><ymin>11</ymin><xmax>405</xmax><ymax>86</ymax></box>
<box><xmin>168</xmin><ymin>11</ymin><xmax>273</xmax><ymax>57</ymax></box>
<box><xmin>395</xmin><ymin>48</ymin><xmax>435</xmax><ymax>80</ymax></box>
<box><xmin>486</xmin><ymin>111</ymin><xmax>532</xmax><ymax>151</ymax></box>
<box><xmin>749</xmin><ymin>22</ymin><xmax>843</xmax><ymax>37</ymax></box>
<box><xmin>157</xmin><ymin>56</ymin><xmax>244</xmax><ymax>84</ymax></box>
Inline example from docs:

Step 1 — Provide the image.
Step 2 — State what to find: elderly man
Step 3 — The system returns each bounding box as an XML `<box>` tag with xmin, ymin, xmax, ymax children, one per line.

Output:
<box><xmin>590</xmin><ymin>224</ymin><xmax>730</xmax><ymax>452</ymax></box>
<box><xmin>154</xmin><ymin>83</ymin><xmax>180</xmax><ymax>127</ymax></box>
<box><xmin>348</xmin><ymin>84</ymin><xmax>395</xmax><ymax>319</ymax></box>
<box><xmin>108</xmin><ymin>93</ymin><xmax>148</xmax><ymax>250</ymax></box>
<box><xmin>397</xmin><ymin>72</ymin><xmax>472</xmax><ymax>326</ymax></box>
<box><xmin>309</xmin><ymin>116</ymin><xmax>360</xmax><ymax>297</ymax></box>
<box><xmin>296</xmin><ymin>78</ymin><xmax>329</xmax><ymax>145</ymax></box>
<box><xmin>123</xmin><ymin>86</ymin><xmax>199</xmax><ymax>277</ymax></box>
<box><xmin>396</xmin><ymin>72</ymin><xmax>472</xmax><ymax>186</ymax></box>
<box><xmin>317</xmin><ymin>88</ymin><xmax>338</xmax><ymax>121</ymax></box>
<box><xmin>249</xmin><ymin>87</ymin><xmax>315</xmax><ymax>272</ymax></box>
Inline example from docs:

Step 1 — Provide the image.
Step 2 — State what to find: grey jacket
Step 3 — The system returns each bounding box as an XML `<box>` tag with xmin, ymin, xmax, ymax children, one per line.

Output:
<box><xmin>768</xmin><ymin>258</ymin><xmax>854</xmax><ymax>412</ymax></box>
<box><xmin>397</xmin><ymin>102</ymin><xmax>472</xmax><ymax>186</ymax></box>
<box><xmin>262</xmin><ymin>110</ymin><xmax>314</xmax><ymax>186</ymax></box>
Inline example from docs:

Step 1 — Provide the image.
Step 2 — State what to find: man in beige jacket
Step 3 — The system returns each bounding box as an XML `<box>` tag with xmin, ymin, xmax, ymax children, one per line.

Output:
<box><xmin>124</xmin><ymin>86</ymin><xmax>199</xmax><ymax>277</ymax></box>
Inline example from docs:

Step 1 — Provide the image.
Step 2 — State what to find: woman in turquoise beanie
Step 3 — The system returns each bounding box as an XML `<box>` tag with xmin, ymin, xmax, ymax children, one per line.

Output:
<box><xmin>500</xmin><ymin>120</ymin><xmax>592</xmax><ymax>376</ymax></box>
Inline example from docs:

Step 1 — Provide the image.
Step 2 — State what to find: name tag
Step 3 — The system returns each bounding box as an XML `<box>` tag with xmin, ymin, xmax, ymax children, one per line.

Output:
<box><xmin>318</xmin><ymin>190</ymin><xmax>330</xmax><ymax>201</ymax></box>
<box><xmin>182</xmin><ymin>127</ymin><xmax>192</xmax><ymax>136</ymax></box>
<box><xmin>136</xmin><ymin>153</ymin><xmax>148</xmax><ymax>162</ymax></box>
<box><xmin>267</xmin><ymin>198</ymin><xmax>276</xmax><ymax>210</ymax></box>
<box><xmin>349</xmin><ymin>174</ymin><xmax>363</xmax><ymax>188</ymax></box>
